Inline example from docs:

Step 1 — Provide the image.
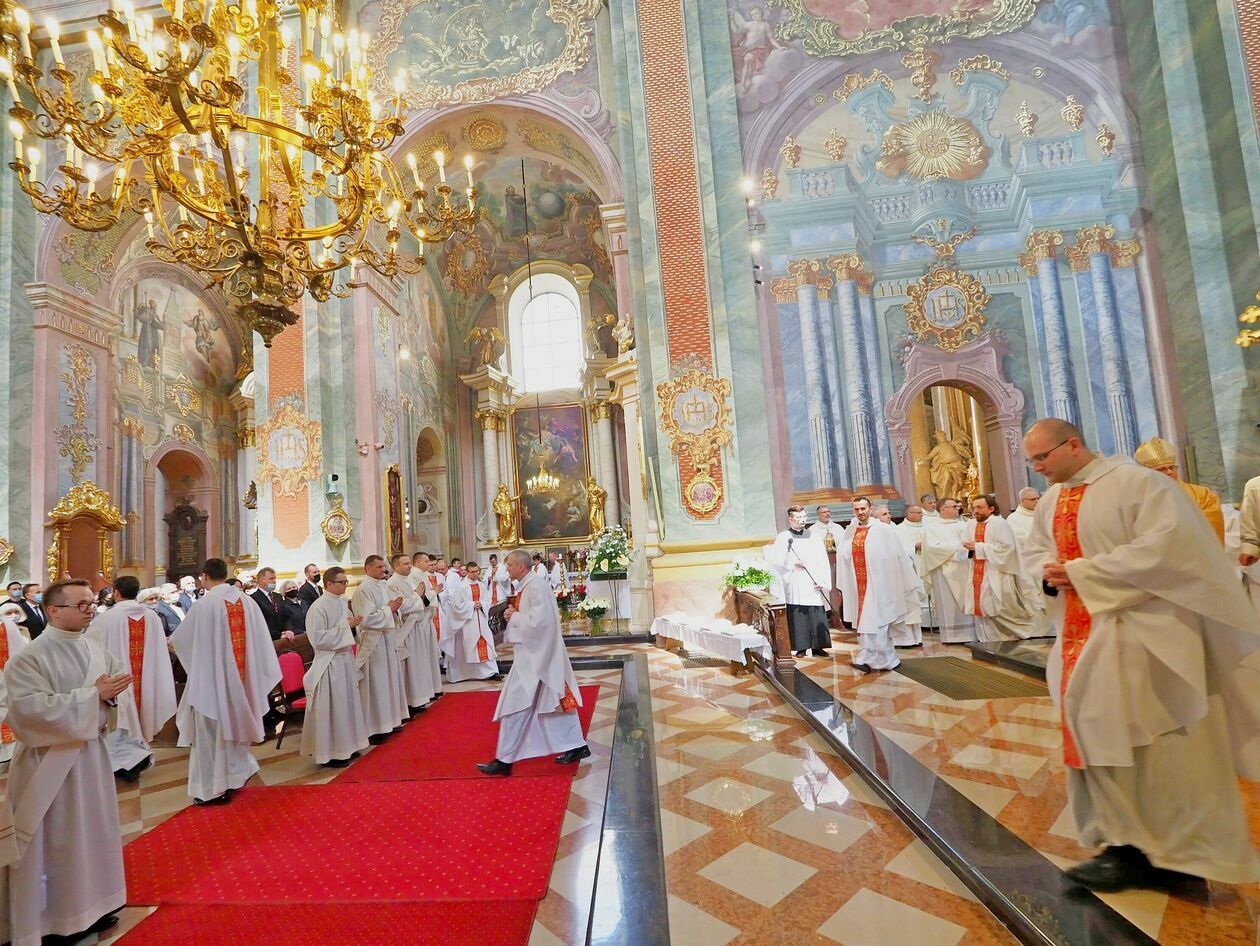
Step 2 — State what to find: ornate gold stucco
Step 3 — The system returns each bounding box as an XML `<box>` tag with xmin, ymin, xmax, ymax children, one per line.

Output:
<box><xmin>256</xmin><ymin>404</ymin><xmax>323</xmax><ymax>499</ymax></box>
<box><xmin>904</xmin><ymin>266</ymin><xmax>990</xmax><ymax>352</ymax></box>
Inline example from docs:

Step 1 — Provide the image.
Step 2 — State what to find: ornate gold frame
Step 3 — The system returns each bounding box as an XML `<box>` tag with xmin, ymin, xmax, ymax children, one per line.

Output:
<box><xmin>256</xmin><ymin>404</ymin><xmax>323</xmax><ymax>499</ymax></box>
<box><xmin>506</xmin><ymin>400</ymin><xmax>595</xmax><ymax>546</ymax></box>
<box><xmin>321</xmin><ymin>495</ymin><xmax>354</xmax><ymax>548</ymax></box>
<box><xmin>367</xmin><ymin>0</ymin><xmax>602</xmax><ymax>108</ymax></box>
<box><xmin>903</xmin><ymin>265</ymin><xmax>989</xmax><ymax>352</ymax></box>
<box><xmin>44</xmin><ymin>481</ymin><xmax>125</xmax><ymax>584</ymax></box>
<box><xmin>656</xmin><ymin>369</ymin><xmax>733</xmax><ymax>472</ymax></box>
<box><xmin>0</xmin><ymin>537</ymin><xmax>13</xmax><ymax>569</ymax></box>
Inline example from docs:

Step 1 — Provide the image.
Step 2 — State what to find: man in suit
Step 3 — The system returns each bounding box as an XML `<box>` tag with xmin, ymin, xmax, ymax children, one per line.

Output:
<box><xmin>153</xmin><ymin>588</ymin><xmax>183</xmax><ymax>636</ymax></box>
<box><xmin>18</xmin><ymin>582</ymin><xmax>47</xmax><ymax>639</ymax></box>
<box><xmin>297</xmin><ymin>563</ymin><xmax>322</xmax><ymax>608</ymax></box>
<box><xmin>177</xmin><ymin>574</ymin><xmax>202</xmax><ymax>611</ymax></box>
<box><xmin>249</xmin><ymin>566</ymin><xmax>289</xmax><ymax>641</ymax></box>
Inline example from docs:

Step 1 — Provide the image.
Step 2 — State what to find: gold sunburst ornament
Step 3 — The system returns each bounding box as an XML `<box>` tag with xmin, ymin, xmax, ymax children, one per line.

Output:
<box><xmin>877</xmin><ymin>112</ymin><xmax>989</xmax><ymax>182</ymax></box>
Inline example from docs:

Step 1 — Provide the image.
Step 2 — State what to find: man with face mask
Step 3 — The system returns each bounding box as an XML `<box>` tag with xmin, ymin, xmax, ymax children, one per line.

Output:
<box><xmin>17</xmin><ymin>584</ymin><xmax>46</xmax><ymax>640</ymax></box>
<box><xmin>177</xmin><ymin>575</ymin><xmax>202</xmax><ymax>611</ymax></box>
<box><xmin>156</xmin><ymin>583</ymin><xmax>185</xmax><ymax>636</ymax></box>
<box><xmin>297</xmin><ymin>563</ymin><xmax>322</xmax><ymax>608</ymax></box>
<box><xmin>768</xmin><ymin>505</ymin><xmax>832</xmax><ymax>658</ymax></box>
<box><xmin>249</xmin><ymin>567</ymin><xmax>289</xmax><ymax>641</ymax></box>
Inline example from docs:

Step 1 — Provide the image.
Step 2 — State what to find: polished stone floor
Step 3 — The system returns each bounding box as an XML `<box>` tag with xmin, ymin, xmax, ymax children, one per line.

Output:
<box><xmin>10</xmin><ymin>634</ymin><xmax>1259</xmax><ymax>945</ymax></box>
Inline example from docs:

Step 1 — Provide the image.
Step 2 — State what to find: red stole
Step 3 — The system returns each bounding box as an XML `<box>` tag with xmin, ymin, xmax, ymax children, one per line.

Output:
<box><xmin>225</xmin><ymin>600</ymin><xmax>249</xmax><ymax>688</ymax></box>
<box><xmin>128</xmin><ymin>616</ymin><xmax>147</xmax><ymax>719</ymax></box>
<box><xmin>560</xmin><ymin>684</ymin><xmax>577</xmax><ymax>712</ymax></box>
<box><xmin>471</xmin><ymin>584</ymin><xmax>488</xmax><ymax>661</ymax></box>
<box><xmin>1053</xmin><ymin>484</ymin><xmax>1092</xmax><ymax>768</ymax></box>
<box><xmin>490</xmin><ymin>575</ymin><xmax>499</xmax><ymax>605</ymax></box>
<box><xmin>851</xmin><ymin>526</ymin><xmax>870</xmax><ymax>625</ymax></box>
<box><xmin>428</xmin><ymin>575</ymin><xmax>441</xmax><ymax>639</ymax></box>
<box><xmin>0</xmin><ymin>631</ymin><xmax>13</xmax><ymax>745</ymax></box>
<box><xmin>971</xmin><ymin>521</ymin><xmax>988</xmax><ymax>616</ymax></box>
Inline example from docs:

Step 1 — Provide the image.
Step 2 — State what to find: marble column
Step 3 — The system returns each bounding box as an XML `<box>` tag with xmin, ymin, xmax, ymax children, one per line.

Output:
<box><xmin>785</xmin><ymin>259</ymin><xmax>837</xmax><ymax>487</ymax></box>
<box><xmin>858</xmin><ymin>286</ymin><xmax>893</xmax><ymax>482</ymax></box>
<box><xmin>607</xmin><ymin>353</ymin><xmax>652</xmax><ymax>633</ymax></box>
<box><xmin>1069</xmin><ymin>226</ymin><xmax>1139</xmax><ymax>456</ymax></box>
<box><xmin>474</xmin><ymin>408</ymin><xmax>504</xmax><ymax>543</ymax></box>
<box><xmin>589</xmin><ymin>399</ymin><xmax>620</xmax><ymax>527</ymax></box>
<box><xmin>1025</xmin><ymin>230</ymin><xmax>1080</xmax><ymax>425</ymax></box>
<box><xmin>827</xmin><ymin>255</ymin><xmax>880</xmax><ymax>487</ymax></box>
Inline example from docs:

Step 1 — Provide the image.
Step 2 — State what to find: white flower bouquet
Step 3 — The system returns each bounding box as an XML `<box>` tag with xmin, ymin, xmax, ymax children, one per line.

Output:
<box><xmin>586</xmin><ymin>526</ymin><xmax>632</xmax><ymax>578</ymax></box>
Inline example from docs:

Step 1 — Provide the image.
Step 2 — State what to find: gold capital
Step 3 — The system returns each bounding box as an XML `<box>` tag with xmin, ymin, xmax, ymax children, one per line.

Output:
<box><xmin>1109</xmin><ymin>239</ymin><xmax>1141</xmax><ymax>269</ymax></box>
<box><xmin>474</xmin><ymin>408</ymin><xmax>505</xmax><ymax>432</ymax></box>
<box><xmin>826</xmin><ymin>253</ymin><xmax>869</xmax><ymax>285</ymax></box>
<box><xmin>1074</xmin><ymin>224</ymin><xmax>1116</xmax><ymax>257</ymax></box>
<box><xmin>769</xmin><ymin>276</ymin><xmax>797</xmax><ymax>304</ymax></box>
<box><xmin>786</xmin><ymin>259</ymin><xmax>835</xmax><ymax>299</ymax></box>
<box><xmin>1024</xmin><ymin>230</ymin><xmax>1063</xmax><ymax>263</ymax></box>
<box><xmin>589</xmin><ymin>400</ymin><xmax>613</xmax><ymax>422</ymax></box>
<box><xmin>237</xmin><ymin>426</ymin><xmax>256</xmax><ymax>448</ymax></box>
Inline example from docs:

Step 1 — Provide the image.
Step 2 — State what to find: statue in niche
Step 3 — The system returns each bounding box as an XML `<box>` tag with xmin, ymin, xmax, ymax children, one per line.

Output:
<box><xmin>612</xmin><ymin>311</ymin><xmax>635</xmax><ymax>354</ymax></box>
<box><xmin>135</xmin><ymin>295</ymin><xmax>163</xmax><ymax>368</ymax></box>
<box><xmin>465</xmin><ymin>325</ymin><xmax>505</xmax><ymax>368</ymax></box>
<box><xmin>919</xmin><ymin>429</ymin><xmax>973</xmax><ymax>502</ymax></box>
<box><xmin>493</xmin><ymin>483</ymin><xmax>520</xmax><ymax>546</ymax></box>
<box><xmin>586</xmin><ymin>477</ymin><xmax>606</xmax><ymax>535</ymax></box>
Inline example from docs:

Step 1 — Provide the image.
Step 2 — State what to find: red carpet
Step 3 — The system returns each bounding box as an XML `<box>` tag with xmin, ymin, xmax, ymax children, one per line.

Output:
<box><xmin>124</xmin><ymin>779</ymin><xmax>571</xmax><ymax>904</ymax></box>
<box><xmin>116</xmin><ymin>901</ymin><xmax>538</xmax><ymax>946</ymax></box>
<box><xmin>338</xmin><ymin>684</ymin><xmax>600</xmax><ymax>783</ymax></box>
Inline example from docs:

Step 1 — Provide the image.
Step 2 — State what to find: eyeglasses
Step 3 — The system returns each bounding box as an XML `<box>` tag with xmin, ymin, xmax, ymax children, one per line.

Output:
<box><xmin>1027</xmin><ymin>439</ymin><xmax>1071</xmax><ymax>464</ymax></box>
<box><xmin>49</xmin><ymin>601</ymin><xmax>97</xmax><ymax>615</ymax></box>
<box><xmin>326</xmin><ymin>578</ymin><xmax>348</xmax><ymax>586</ymax></box>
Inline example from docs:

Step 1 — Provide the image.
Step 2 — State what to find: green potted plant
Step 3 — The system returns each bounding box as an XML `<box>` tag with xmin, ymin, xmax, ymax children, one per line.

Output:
<box><xmin>721</xmin><ymin>557</ymin><xmax>774</xmax><ymax>594</ymax></box>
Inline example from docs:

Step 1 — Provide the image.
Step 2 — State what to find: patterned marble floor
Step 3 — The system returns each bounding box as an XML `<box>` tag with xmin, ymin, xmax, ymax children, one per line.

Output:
<box><xmin>792</xmin><ymin>632</ymin><xmax>1260</xmax><ymax>945</ymax></box>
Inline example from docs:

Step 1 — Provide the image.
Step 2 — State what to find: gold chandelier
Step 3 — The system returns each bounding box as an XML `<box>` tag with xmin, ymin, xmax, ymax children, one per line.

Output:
<box><xmin>0</xmin><ymin>0</ymin><xmax>479</xmax><ymax>346</ymax></box>
<box><xmin>526</xmin><ymin>463</ymin><xmax>559</xmax><ymax>496</ymax></box>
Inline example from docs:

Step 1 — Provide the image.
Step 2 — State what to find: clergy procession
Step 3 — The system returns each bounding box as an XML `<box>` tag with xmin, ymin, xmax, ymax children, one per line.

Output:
<box><xmin>0</xmin><ymin>547</ymin><xmax>588</xmax><ymax>945</ymax></box>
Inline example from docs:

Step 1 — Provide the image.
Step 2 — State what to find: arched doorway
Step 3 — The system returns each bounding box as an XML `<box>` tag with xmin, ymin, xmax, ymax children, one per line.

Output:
<box><xmin>145</xmin><ymin>443</ymin><xmax>220</xmax><ymax>585</ymax></box>
<box><xmin>414</xmin><ymin>428</ymin><xmax>447</xmax><ymax>552</ymax></box>
<box><xmin>885</xmin><ymin>336</ymin><xmax>1027</xmax><ymax>511</ymax></box>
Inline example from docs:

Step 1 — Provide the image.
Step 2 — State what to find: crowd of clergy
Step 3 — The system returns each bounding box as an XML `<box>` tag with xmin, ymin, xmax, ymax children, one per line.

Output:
<box><xmin>0</xmin><ymin>544</ymin><xmax>582</xmax><ymax>945</ymax></box>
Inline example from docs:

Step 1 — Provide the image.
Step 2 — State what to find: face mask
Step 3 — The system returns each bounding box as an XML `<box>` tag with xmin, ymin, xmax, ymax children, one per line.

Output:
<box><xmin>284</xmin><ymin>591</ymin><xmax>298</xmax><ymax>599</ymax></box>
<box><xmin>8</xmin><ymin>590</ymin><xmax>19</xmax><ymax>599</ymax></box>
<box><xmin>265</xmin><ymin>582</ymin><xmax>276</xmax><ymax>592</ymax></box>
<box><xmin>33</xmin><ymin>594</ymin><xmax>42</xmax><ymax>604</ymax></box>
<box><xmin>144</xmin><ymin>601</ymin><xmax>158</xmax><ymax>609</ymax></box>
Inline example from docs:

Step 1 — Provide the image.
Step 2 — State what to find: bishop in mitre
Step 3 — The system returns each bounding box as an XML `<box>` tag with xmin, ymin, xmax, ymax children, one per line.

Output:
<box><xmin>837</xmin><ymin>496</ymin><xmax>921</xmax><ymax>672</ymax></box>
<box><xmin>387</xmin><ymin>553</ymin><xmax>442</xmax><ymax>712</ymax></box>
<box><xmin>172</xmin><ymin>558</ymin><xmax>281</xmax><ymax>804</ymax></box>
<box><xmin>1134</xmin><ymin>436</ymin><xmax>1225</xmax><ymax>542</ymax></box>
<box><xmin>1</xmin><ymin>579</ymin><xmax>132</xmax><ymax>946</ymax></box>
<box><xmin>86</xmin><ymin>575</ymin><xmax>176</xmax><ymax>781</ymax></box>
<box><xmin>0</xmin><ymin>600</ymin><xmax>30</xmax><ymax>763</ymax></box>
<box><xmin>1022</xmin><ymin>419</ymin><xmax>1260</xmax><ymax>891</ymax></box>
<box><xmin>962</xmin><ymin>495</ymin><xmax>1043</xmax><ymax>641</ymax></box>
<box><xmin>301</xmin><ymin>567</ymin><xmax>369</xmax><ymax>767</ymax></box>
<box><xmin>442</xmin><ymin>561</ymin><xmax>500</xmax><ymax>682</ymax></box>
<box><xmin>350</xmin><ymin>555</ymin><xmax>407</xmax><ymax>743</ymax></box>
<box><xmin>920</xmin><ymin>498</ymin><xmax>977</xmax><ymax>643</ymax></box>
<box><xmin>477</xmin><ymin>550</ymin><xmax>588</xmax><ymax>775</ymax></box>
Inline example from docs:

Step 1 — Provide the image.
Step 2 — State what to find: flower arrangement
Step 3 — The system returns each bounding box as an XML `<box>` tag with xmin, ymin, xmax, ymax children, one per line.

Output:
<box><xmin>721</xmin><ymin>557</ymin><xmax>774</xmax><ymax>592</ymax></box>
<box><xmin>576</xmin><ymin>596</ymin><xmax>611</xmax><ymax>619</ymax></box>
<box><xmin>586</xmin><ymin>526</ymin><xmax>632</xmax><ymax>578</ymax></box>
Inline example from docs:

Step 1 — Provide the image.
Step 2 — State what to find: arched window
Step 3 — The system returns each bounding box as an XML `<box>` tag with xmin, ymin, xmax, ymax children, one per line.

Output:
<box><xmin>510</xmin><ymin>277</ymin><xmax>584</xmax><ymax>392</ymax></box>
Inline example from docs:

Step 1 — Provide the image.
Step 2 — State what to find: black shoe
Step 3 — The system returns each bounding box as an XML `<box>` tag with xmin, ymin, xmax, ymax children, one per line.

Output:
<box><xmin>368</xmin><ymin>733</ymin><xmax>389</xmax><ymax>745</ymax></box>
<box><xmin>193</xmin><ymin>794</ymin><xmax>229</xmax><ymax>806</ymax></box>
<box><xmin>42</xmin><ymin>912</ymin><xmax>120</xmax><ymax>944</ymax></box>
<box><xmin>811</xmin><ymin>648</ymin><xmax>830</xmax><ymax>657</ymax></box>
<box><xmin>489</xmin><ymin>672</ymin><xmax>504</xmax><ymax>681</ymax></box>
<box><xmin>1065</xmin><ymin>846</ymin><xmax>1156</xmax><ymax>892</ymax></box>
<box><xmin>475</xmin><ymin>759</ymin><xmax>512</xmax><ymax>776</ymax></box>
<box><xmin>794</xmin><ymin>650</ymin><xmax>807</xmax><ymax>657</ymax></box>
<box><xmin>850</xmin><ymin>662</ymin><xmax>872</xmax><ymax>673</ymax></box>
<box><xmin>320</xmin><ymin>758</ymin><xmax>351</xmax><ymax>768</ymax></box>
<box><xmin>555</xmin><ymin>745</ymin><xmax>592</xmax><ymax>765</ymax></box>
<box><xmin>410</xmin><ymin>704</ymin><xmax>428</xmax><ymax>715</ymax></box>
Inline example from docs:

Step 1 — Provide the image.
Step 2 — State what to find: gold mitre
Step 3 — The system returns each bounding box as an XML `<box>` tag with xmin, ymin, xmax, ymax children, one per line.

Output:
<box><xmin>1134</xmin><ymin>436</ymin><xmax>1177</xmax><ymax>470</ymax></box>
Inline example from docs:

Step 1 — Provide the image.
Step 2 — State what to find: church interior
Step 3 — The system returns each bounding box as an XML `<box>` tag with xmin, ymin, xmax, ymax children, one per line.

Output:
<box><xmin>1</xmin><ymin>0</ymin><xmax>1260</xmax><ymax>943</ymax></box>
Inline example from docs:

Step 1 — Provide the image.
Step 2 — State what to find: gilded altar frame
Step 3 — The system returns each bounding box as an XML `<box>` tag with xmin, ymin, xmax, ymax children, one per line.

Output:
<box><xmin>44</xmin><ymin>481</ymin><xmax>125</xmax><ymax>585</ymax></box>
<box><xmin>507</xmin><ymin>400</ymin><xmax>594</xmax><ymax>546</ymax></box>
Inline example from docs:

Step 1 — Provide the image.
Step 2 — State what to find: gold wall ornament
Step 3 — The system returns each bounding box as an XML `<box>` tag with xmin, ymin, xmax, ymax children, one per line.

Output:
<box><xmin>769</xmin><ymin>275</ymin><xmax>797</xmax><ymax>304</ymax></box>
<box><xmin>123</xmin><ymin>355</ymin><xmax>142</xmax><ymax>388</ymax></box>
<box><xmin>173</xmin><ymin>423</ymin><xmax>196</xmax><ymax>444</ymax></box>
<box><xmin>588</xmin><ymin>400</ymin><xmax>613</xmax><ymax>423</ymax></box>
<box><xmin>44</xmin><ymin>480</ymin><xmax>125</xmax><ymax>584</ymax></box>
<box><xmin>760</xmin><ymin>167</ymin><xmax>780</xmax><ymax>200</ymax></box>
<box><xmin>466</xmin><ymin>325</ymin><xmax>505</xmax><ymax>368</ymax></box>
<box><xmin>877</xmin><ymin>112</ymin><xmax>990</xmax><ymax>181</ymax></box>
<box><xmin>243</xmin><ymin>480</ymin><xmax>258</xmax><ymax>510</ymax></box>
<box><xmin>1236</xmin><ymin>292</ymin><xmax>1260</xmax><ymax>348</ymax></box>
<box><xmin>656</xmin><ymin>369</ymin><xmax>734</xmax><ymax>473</ymax></box>
<box><xmin>321</xmin><ymin>495</ymin><xmax>354</xmax><ymax>548</ymax></box>
<box><xmin>1061</xmin><ymin>95</ymin><xmax>1085</xmax><ymax>131</ymax></box>
<box><xmin>256</xmin><ymin>404</ymin><xmax>323</xmax><ymax>499</ymax></box>
<box><xmin>445</xmin><ymin>232</ymin><xmax>489</xmax><ymax>297</ymax></box>
<box><xmin>462</xmin><ymin>114</ymin><xmax>508</xmax><ymax>153</ymax></box>
<box><xmin>474</xmin><ymin>407</ymin><xmax>506</xmax><ymax>432</ymax></box>
<box><xmin>780</xmin><ymin>135</ymin><xmax>802</xmax><ymax>169</ymax></box>
<box><xmin>911</xmin><ymin>219</ymin><xmax>977</xmax><ymax>260</ymax></box>
<box><xmin>369</xmin><ymin>0</ymin><xmax>602</xmax><ymax>108</ymax></box>
<box><xmin>787</xmin><ymin>257</ymin><xmax>835</xmax><ymax>298</ymax></box>
<box><xmin>61</xmin><ymin>345</ymin><xmax>94</xmax><ymax>426</ymax></box>
<box><xmin>949</xmin><ymin>55</ymin><xmax>1011</xmax><ymax>85</ymax></box>
<box><xmin>1025</xmin><ymin>229</ymin><xmax>1064</xmax><ymax>262</ymax></box>
<box><xmin>1096</xmin><ymin>123</ymin><xmax>1117</xmax><ymax>157</ymax></box>
<box><xmin>833</xmin><ymin>70</ymin><xmax>894</xmax><ymax>102</ymax></box>
<box><xmin>822</xmin><ymin>129</ymin><xmax>848</xmax><ymax>162</ymax></box>
<box><xmin>901</xmin><ymin>44</ymin><xmax>941</xmax><ymax>102</ymax></box>
<box><xmin>777</xmin><ymin>0</ymin><xmax>1039</xmax><ymax>58</ymax></box>
<box><xmin>237</xmin><ymin>425</ymin><xmax>256</xmax><ymax>449</ymax></box>
<box><xmin>1016</xmin><ymin>101</ymin><xmax>1039</xmax><ymax>138</ymax></box>
<box><xmin>1109</xmin><ymin>239</ymin><xmax>1142</xmax><ymax>269</ymax></box>
<box><xmin>167</xmin><ymin>374</ymin><xmax>204</xmax><ymax>417</ymax></box>
<box><xmin>685</xmin><ymin>472</ymin><xmax>723</xmax><ymax>516</ymax></box>
<box><xmin>0</xmin><ymin>536</ymin><xmax>13</xmax><ymax>568</ymax></box>
<box><xmin>57</xmin><ymin>429</ymin><xmax>98</xmax><ymax>484</ymax></box>
<box><xmin>903</xmin><ymin>265</ymin><xmax>990</xmax><ymax>352</ymax></box>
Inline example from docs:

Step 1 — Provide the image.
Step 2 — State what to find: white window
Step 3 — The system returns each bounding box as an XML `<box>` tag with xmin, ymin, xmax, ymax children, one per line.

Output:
<box><xmin>515</xmin><ymin>287</ymin><xmax>583</xmax><ymax>392</ymax></box>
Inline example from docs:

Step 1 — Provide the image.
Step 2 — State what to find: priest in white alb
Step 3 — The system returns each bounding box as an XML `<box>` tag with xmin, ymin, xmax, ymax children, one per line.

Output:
<box><xmin>769</xmin><ymin>505</ymin><xmax>833</xmax><ymax>657</ymax></box>
<box><xmin>894</xmin><ymin>504</ymin><xmax>932</xmax><ymax>634</ymax></box>
<box><xmin>1</xmin><ymin>579</ymin><xmax>132</xmax><ymax>946</ymax></box>
<box><xmin>300</xmin><ymin>567</ymin><xmax>369</xmax><ymax>767</ymax></box>
<box><xmin>387</xmin><ymin>553</ymin><xmax>441</xmax><ymax>711</ymax></box>
<box><xmin>419</xmin><ymin>554</ymin><xmax>447</xmax><ymax>659</ymax></box>
<box><xmin>0</xmin><ymin>600</ymin><xmax>30</xmax><ymax>763</ymax></box>
<box><xmin>442</xmin><ymin>561</ymin><xmax>500</xmax><ymax>682</ymax></box>
<box><xmin>962</xmin><ymin>495</ymin><xmax>1042</xmax><ymax>641</ymax></box>
<box><xmin>837</xmin><ymin>496</ymin><xmax>921</xmax><ymax>672</ymax></box>
<box><xmin>1021</xmin><ymin>418</ymin><xmax>1260</xmax><ymax>891</ymax></box>
<box><xmin>172</xmin><ymin>558</ymin><xmax>280</xmax><ymax>804</ymax></box>
<box><xmin>920</xmin><ymin>498</ymin><xmax>977</xmax><ymax>643</ymax></box>
<box><xmin>350</xmin><ymin>555</ymin><xmax>407</xmax><ymax>743</ymax></box>
<box><xmin>1007</xmin><ymin>487</ymin><xmax>1039</xmax><ymax>545</ymax></box>
<box><xmin>86</xmin><ymin>575</ymin><xmax>176</xmax><ymax>781</ymax></box>
<box><xmin>477</xmin><ymin>550</ymin><xmax>588</xmax><ymax>775</ymax></box>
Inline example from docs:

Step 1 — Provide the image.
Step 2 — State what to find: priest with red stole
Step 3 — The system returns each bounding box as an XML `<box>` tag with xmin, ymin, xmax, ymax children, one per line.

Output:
<box><xmin>478</xmin><ymin>549</ymin><xmax>588</xmax><ymax>776</ymax></box>
<box><xmin>1022</xmin><ymin>418</ymin><xmax>1260</xmax><ymax>892</ymax></box>
<box><xmin>172</xmin><ymin>558</ymin><xmax>280</xmax><ymax>804</ymax></box>
<box><xmin>442</xmin><ymin>561</ymin><xmax>499</xmax><ymax>683</ymax></box>
<box><xmin>86</xmin><ymin>574</ymin><xmax>176</xmax><ymax>781</ymax></box>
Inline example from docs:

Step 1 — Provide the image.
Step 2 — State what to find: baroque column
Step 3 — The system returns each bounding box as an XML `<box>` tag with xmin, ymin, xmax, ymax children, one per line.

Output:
<box><xmin>1067</xmin><ymin>225</ymin><xmax>1140</xmax><ymax>456</ymax></box>
<box><xmin>474</xmin><ymin>408</ymin><xmax>505</xmax><ymax>543</ymax></box>
<box><xmin>781</xmin><ymin>259</ymin><xmax>838</xmax><ymax>486</ymax></box>
<box><xmin>589</xmin><ymin>399</ymin><xmax>620</xmax><ymax>528</ymax></box>
<box><xmin>1023</xmin><ymin>230</ymin><xmax>1080</xmax><ymax>424</ymax></box>
<box><xmin>827</xmin><ymin>255</ymin><xmax>880</xmax><ymax>487</ymax></box>
<box><xmin>606</xmin><ymin>351</ymin><xmax>653</xmax><ymax>632</ymax></box>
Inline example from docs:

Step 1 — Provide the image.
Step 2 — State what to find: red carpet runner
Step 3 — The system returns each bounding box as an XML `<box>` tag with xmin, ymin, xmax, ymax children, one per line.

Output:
<box><xmin>339</xmin><ymin>684</ymin><xmax>600</xmax><ymax>783</ymax></box>
<box><xmin>119</xmin><ymin>684</ymin><xmax>601</xmax><ymax>945</ymax></box>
